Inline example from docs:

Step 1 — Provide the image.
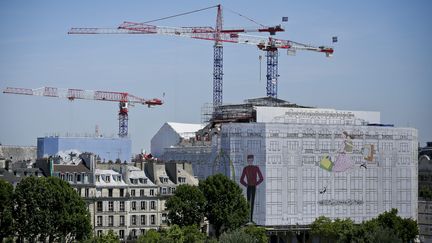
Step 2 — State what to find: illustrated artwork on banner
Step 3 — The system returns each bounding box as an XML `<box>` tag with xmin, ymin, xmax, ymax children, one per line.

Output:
<box><xmin>240</xmin><ymin>154</ymin><xmax>264</xmax><ymax>223</ymax></box>
<box><xmin>319</xmin><ymin>131</ymin><xmax>375</xmax><ymax>195</ymax></box>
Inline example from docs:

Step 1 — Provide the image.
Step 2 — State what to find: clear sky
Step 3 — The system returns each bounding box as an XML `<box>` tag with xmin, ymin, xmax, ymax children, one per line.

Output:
<box><xmin>1</xmin><ymin>0</ymin><xmax>431</xmax><ymax>153</ymax></box>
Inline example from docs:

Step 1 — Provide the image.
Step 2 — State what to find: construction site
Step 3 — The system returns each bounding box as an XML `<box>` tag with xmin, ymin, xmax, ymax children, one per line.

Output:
<box><xmin>1</xmin><ymin>3</ymin><xmax>424</xmax><ymax>242</ymax></box>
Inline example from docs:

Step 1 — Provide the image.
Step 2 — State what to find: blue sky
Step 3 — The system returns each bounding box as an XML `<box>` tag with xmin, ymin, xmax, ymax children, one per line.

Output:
<box><xmin>1</xmin><ymin>0</ymin><xmax>431</xmax><ymax>153</ymax></box>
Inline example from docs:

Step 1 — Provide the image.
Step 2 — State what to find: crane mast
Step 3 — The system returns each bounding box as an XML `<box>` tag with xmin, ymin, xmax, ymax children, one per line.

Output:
<box><xmin>68</xmin><ymin>4</ymin><xmax>284</xmax><ymax>110</ymax></box>
<box><xmin>3</xmin><ymin>86</ymin><xmax>163</xmax><ymax>137</ymax></box>
<box><xmin>68</xmin><ymin>5</ymin><xmax>333</xmax><ymax>105</ymax></box>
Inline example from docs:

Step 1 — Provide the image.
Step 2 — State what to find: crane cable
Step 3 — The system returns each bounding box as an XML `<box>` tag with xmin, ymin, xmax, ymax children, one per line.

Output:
<box><xmin>223</xmin><ymin>6</ymin><xmax>266</xmax><ymax>27</ymax></box>
<box><xmin>141</xmin><ymin>4</ymin><xmax>266</xmax><ymax>29</ymax></box>
<box><xmin>142</xmin><ymin>5</ymin><xmax>219</xmax><ymax>24</ymax></box>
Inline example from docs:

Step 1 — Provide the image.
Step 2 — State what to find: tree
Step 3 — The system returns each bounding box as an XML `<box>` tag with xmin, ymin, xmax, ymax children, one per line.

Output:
<box><xmin>419</xmin><ymin>186</ymin><xmax>432</xmax><ymax>200</ymax></box>
<box><xmin>14</xmin><ymin>176</ymin><xmax>91</xmax><ymax>242</ymax></box>
<box><xmin>89</xmin><ymin>230</ymin><xmax>120</xmax><ymax>243</ymax></box>
<box><xmin>165</xmin><ymin>184</ymin><xmax>206</xmax><ymax>227</ymax></box>
<box><xmin>182</xmin><ymin>225</ymin><xmax>206</xmax><ymax>243</ymax></box>
<box><xmin>243</xmin><ymin>225</ymin><xmax>268</xmax><ymax>243</ymax></box>
<box><xmin>199</xmin><ymin>174</ymin><xmax>249</xmax><ymax>237</ymax></box>
<box><xmin>219</xmin><ymin>228</ymin><xmax>255</xmax><ymax>243</ymax></box>
<box><xmin>0</xmin><ymin>179</ymin><xmax>14</xmax><ymax>242</ymax></box>
<box><xmin>311</xmin><ymin>216</ymin><xmax>336</xmax><ymax>242</ymax></box>
<box><xmin>137</xmin><ymin>229</ymin><xmax>161</xmax><ymax>243</ymax></box>
<box><xmin>398</xmin><ymin>217</ymin><xmax>419</xmax><ymax>243</ymax></box>
<box><xmin>162</xmin><ymin>224</ymin><xmax>184</xmax><ymax>243</ymax></box>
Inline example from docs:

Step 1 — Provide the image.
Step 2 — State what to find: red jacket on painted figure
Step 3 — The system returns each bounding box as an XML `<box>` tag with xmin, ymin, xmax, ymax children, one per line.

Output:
<box><xmin>240</xmin><ymin>165</ymin><xmax>264</xmax><ymax>187</ymax></box>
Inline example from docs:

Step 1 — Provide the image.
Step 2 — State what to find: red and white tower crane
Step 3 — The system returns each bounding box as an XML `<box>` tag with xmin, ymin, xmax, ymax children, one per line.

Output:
<box><xmin>3</xmin><ymin>86</ymin><xmax>163</xmax><ymax>137</ymax></box>
<box><xmin>68</xmin><ymin>5</ymin><xmax>333</xmax><ymax>105</ymax></box>
<box><xmin>68</xmin><ymin>4</ymin><xmax>284</xmax><ymax>108</ymax></box>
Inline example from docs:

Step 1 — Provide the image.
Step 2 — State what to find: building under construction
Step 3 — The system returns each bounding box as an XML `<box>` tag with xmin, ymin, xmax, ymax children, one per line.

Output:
<box><xmin>151</xmin><ymin>97</ymin><xmax>418</xmax><ymax>240</ymax></box>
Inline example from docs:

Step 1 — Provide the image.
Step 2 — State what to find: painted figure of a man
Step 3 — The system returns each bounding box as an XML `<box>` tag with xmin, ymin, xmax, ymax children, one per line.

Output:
<box><xmin>240</xmin><ymin>154</ymin><xmax>264</xmax><ymax>222</ymax></box>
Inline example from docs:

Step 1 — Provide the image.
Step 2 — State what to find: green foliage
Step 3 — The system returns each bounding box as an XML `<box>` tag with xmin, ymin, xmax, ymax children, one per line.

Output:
<box><xmin>138</xmin><ymin>226</ymin><xmax>204</xmax><ymax>243</ymax></box>
<box><xmin>243</xmin><ymin>225</ymin><xmax>268</xmax><ymax>243</ymax></box>
<box><xmin>166</xmin><ymin>184</ymin><xmax>206</xmax><ymax>227</ymax></box>
<box><xmin>219</xmin><ymin>228</ymin><xmax>255</xmax><ymax>243</ymax></box>
<box><xmin>13</xmin><ymin>176</ymin><xmax>91</xmax><ymax>242</ymax></box>
<box><xmin>88</xmin><ymin>230</ymin><xmax>120</xmax><ymax>243</ymax></box>
<box><xmin>0</xmin><ymin>179</ymin><xmax>14</xmax><ymax>241</ymax></box>
<box><xmin>419</xmin><ymin>186</ymin><xmax>432</xmax><ymax>200</ymax></box>
<box><xmin>332</xmin><ymin>218</ymin><xmax>355</xmax><ymax>243</ymax></box>
<box><xmin>182</xmin><ymin>225</ymin><xmax>206</xmax><ymax>243</ymax></box>
<box><xmin>199</xmin><ymin>174</ymin><xmax>249</xmax><ymax>237</ymax></box>
<box><xmin>311</xmin><ymin>209</ymin><xmax>418</xmax><ymax>243</ymax></box>
<box><xmin>311</xmin><ymin>216</ymin><xmax>335</xmax><ymax>240</ymax></box>
<box><xmin>162</xmin><ymin>224</ymin><xmax>184</xmax><ymax>243</ymax></box>
<box><xmin>137</xmin><ymin>229</ymin><xmax>161</xmax><ymax>243</ymax></box>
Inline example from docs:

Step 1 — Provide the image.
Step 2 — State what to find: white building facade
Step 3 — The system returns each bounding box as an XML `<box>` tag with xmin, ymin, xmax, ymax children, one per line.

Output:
<box><xmin>156</xmin><ymin>106</ymin><xmax>418</xmax><ymax>226</ymax></box>
<box><xmin>223</xmin><ymin>107</ymin><xmax>417</xmax><ymax>225</ymax></box>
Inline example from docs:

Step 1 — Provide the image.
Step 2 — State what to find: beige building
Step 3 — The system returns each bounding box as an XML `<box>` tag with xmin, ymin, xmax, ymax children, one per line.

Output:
<box><xmin>36</xmin><ymin>153</ymin><xmax>198</xmax><ymax>241</ymax></box>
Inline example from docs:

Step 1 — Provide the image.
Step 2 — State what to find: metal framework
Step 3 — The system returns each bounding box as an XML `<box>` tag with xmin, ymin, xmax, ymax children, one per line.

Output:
<box><xmin>68</xmin><ymin>5</ymin><xmax>286</xmax><ymax>109</ymax></box>
<box><xmin>213</xmin><ymin>5</ymin><xmax>224</xmax><ymax>107</ymax></box>
<box><xmin>3</xmin><ymin>86</ymin><xmax>163</xmax><ymax>137</ymax></box>
<box><xmin>266</xmin><ymin>48</ymin><xmax>279</xmax><ymax>98</ymax></box>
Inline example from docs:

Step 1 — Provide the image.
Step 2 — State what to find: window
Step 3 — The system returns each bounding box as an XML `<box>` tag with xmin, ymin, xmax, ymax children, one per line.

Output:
<box><xmin>131</xmin><ymin>215</ymin><xmax>137</xmax><ymax>225</ymax></box>
<box><xmin>140</xmin><ymin>178</ymin><xmax>147</xmax><ymax>184</ymax></box>
<box><xmin>141</xmin><ymin>215</ymin><xmax>146</xmax><ymax>225</ymax></box>
<box><xmin>150</xmin><ymin>189</ymin><xmax>154</xmax><ymax>196</ymax></box>
<box><xmin>269</xmin><ymin>141</ymin><xmax>280</xmax><ymax>151</ymax></box>
<box><xmin>96</xmin><ymin>175</ymin><xmax>100</xmax><ymax>182</ymax></box>
<box><xmin>141</xmin><ymin>201</ymin><xmax>146</xmax><ymax>210</ymax></box>
<box><xmin>108</xmin><ymin>189</ymin><xmax>113</xmax><ymax>197</ymax></box>
<box><xmin>108</xmin><ymin>216</ymin><xmax>114</xmax><ymax>226</ymax></box>
<box><xmin>303</xmin><ymin>141</ymin><xmax>315</xmax><ymax>150</ymax></box>
<box><xmin>85</xmin><ymin>188</ymin><xmax>89</xmax><ymax>197</ymax></box>
<box><xmin>178</xmin><ymin>177</ymin><xmax>186</xmax><ymax>183</ymax></box>
<box><xmin>132</xmin><ymin>201</ymin><xmax>136</xmax><ymax>211</ymax></box>
<box><xmin>162</xmin><ymin>188</ymin><xmax>167</xmax><ymax>195</ymax></box>
<box><xmin>150</xmin><ymin>201</ymin><xmax>156</xmax><ymax>210</ymax></box>
<box><xmin>105</xmin><ymin>175</ymin><xmax>110</xmax><ymax>182</ymax></box>
<box><xmin>120</xmin><ymin>201</ymin><xmax>125</xmax><ymax>212</ymax></box>
<box><xmin>120</xmin><ymin>188</ymin><xmax>124</xmax><ymax>197</ymax></box>
<box><xmin>231</xmin><ymin>140</ymin><xmax>242</xmax><ymax>152</ymax></box>
<box><xmin>247</xmin><ymin>140</ymin><xmax>261</xmax><ymax>152</ymax></box>
<box><xmin>120</xmin><ymin>215</ymin><xmax>125</xmax><ymax>226</ymax></box>
<box><xmin>97</xmin><ymin>201</ymin><xmax>103</xmax><ymax>212</ymax></box>
<box><xmin>108</xmin><ymin>201</ymin><xmax>114</xmax><ymax>212</ymax></box>
<box><xmin>140</xmin><ymin>189</ymin><xmax>144</xmax><ymax>197</ymax></box>
<box><xmin>76</xmin><ymin>174</ymin><xmax>81</xmax><ymax>182</ymax></box>
<box><xmin>131</xmin><ymin>189</ymin><xmax>136</xmax><ymax>197</ymax></box>
<box><xmin>140</xmin><ymin>229</ymin><xmax>145</xmax><ymax>236</ymax></box>
<box><xmin>150</xmin><ymin>215</ymin><xmax>156</xmax><ymax>225</ymax></box>
<box><xmin>162</xmin><ymin>213</ymin><xmax>167</xmax><ymax>224</ymax></box>
<box><xmin>97</xmin><ymin>216</ymin><xmax>103</xmax><ymax>226</ymax></box>
<box><xmin>97</xmin><ymin>230</ymin><xmax>102</xmax><ymax>236</ymax></box>
<box><xmin>119</xmin><ymin>230</ymin><xmax>124</xmax><ymax>239</ymax></box>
